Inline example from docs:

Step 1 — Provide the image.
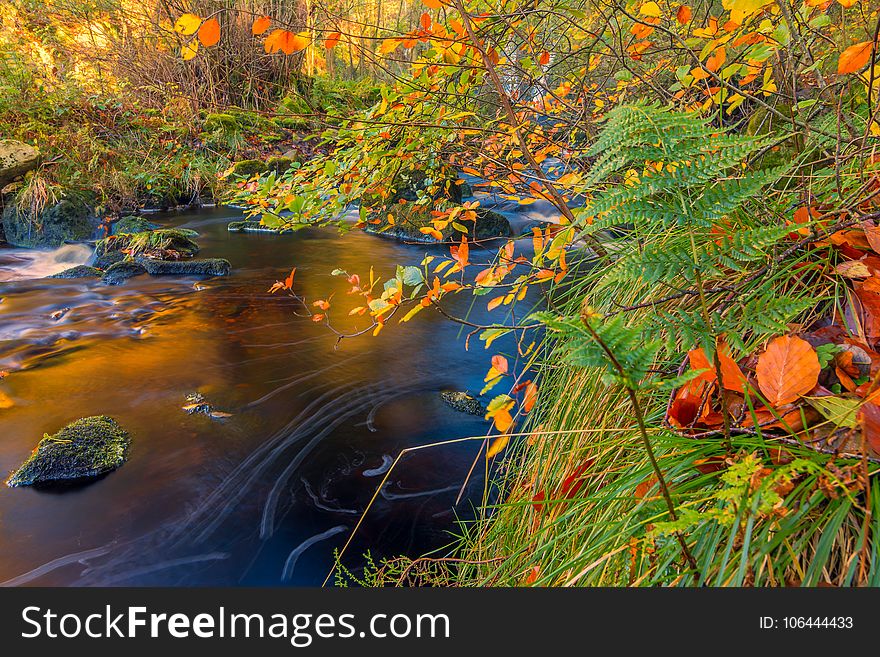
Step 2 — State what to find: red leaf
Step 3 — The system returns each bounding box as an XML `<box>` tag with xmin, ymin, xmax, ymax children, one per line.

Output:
<box><xmin>858</xmin><ymin>402</ymin><xmax>880</xmax><ymax>455</ymax></box>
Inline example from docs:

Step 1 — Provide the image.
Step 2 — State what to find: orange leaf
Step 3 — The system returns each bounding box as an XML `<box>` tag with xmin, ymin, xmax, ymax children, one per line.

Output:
<box><xmin>837</xmin><ymin>41</ymin><xmax>873</xmax><ymax>75</ymax></box>
<box><xmin>252</xmin><ymin>16</ymin><xmax>272</xmax><ymax>36</ymax></box>
<box><xmin>688</xmin><ymin>342</ymin><xmax>748</xmax><ymax>392</ymax></box>
<box><xmin>423</xmin><ymin>0</ymin><xmax>445</xmax><ymax>7</ymax></box>
<box><xmin>858</xmin><ymin>402</ymin><xmax>880</xmax><ymax>455</ymax></box>
<box><xmin>706</xmin><ymin>46</ymin><xmax>726</xmax><ymax>72</ymax></box>
<box><xmin>324</xmin><ymin>31</ymin><xmax>341</xmax><ymax>49</ymax></box>
<box><xmin>487</xmin><ymin>296</ymin><xmax>505</xmax><ymax>311</ymax></box>
<box><xmin>379</xmin><ymin>38</ymin><xmax>401</xmax><ymax>54</ymax></box>
<box><xmin>538</xmin><ymin>51</ymin><xmax>550</xmax><ymax>66</ymax></box>
<box><xmin>491</xmin><ymin>354</ymin><xmax>509</xmax><ymax>374</ymax></box>
<box><xmin>668</xmin><ymin>378</ymin><xmax>712</xmax><ymax>428</ymax></box>
<box><xmin>197</xmin><ymin>17</ymin><xmax>220</xmax><ymax>47</ymax></box>
<box><xmin>265</xmin><ymin>30</ymin><xmax>309</xmax><ymax>55</ymax></box>
<box><xmin>420</xmin><ymin>12</ymin><xmax>432</xmax><ymax>30</ymax></box>
<box><xmin>676</xmin><ymin>5</ymin><xmax>692</xmax><ymax>24</ymax></box>
<box><xmin>755</xmin><ymin>335</ymin><xmax>821</xmax><ymax>407</ymax></box>
<box><xmin>523</xmin><ymin>381</ymin><xmax>538</xmax><ymax>412</ymax></box>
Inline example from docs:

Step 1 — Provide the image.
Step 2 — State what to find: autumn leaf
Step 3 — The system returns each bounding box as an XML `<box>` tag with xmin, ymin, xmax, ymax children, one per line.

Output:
<box><xmin>756</xmin><ymin>335</ymin><xmax>821</xmax><ymax>407</ymax></box>
<box><xmin>181</xmin><ymin>41</ymin><xmax>199</xmax><ymax>61</ymax></box>
<box><xmin>676</xmin><ymin>5</ymin><xmax>692</xmax><ymax>23</ymax></box>
<box><xmin>379</xmin><ymin>38</ymin><xmax>401</xmax><ymax>54</ymax></box>
<box><xmin>324</xmin><ymin>31</ymin><xmax>341</xmax><ymax>49</ymax></box>
<box><xmin>174</xmin><ymin>13</ymin><xmax>202</xmax><ymax>36</ymax></box>
<box><xmin>265</xmin><ymin>30</ymin><xmax>310</xmax><ymax>55</ymax></box>
<box><xmin>640</xmin><ymin>1</ymin><xmax>662</xmax><ymax>17</ymax></box>
<box><xmin>420</xmin><ymin>13</ymin><xmax>432</xmax><ymax>30</ymax></box>
<box><xmin>486</xmin><ymin>435</ymin><xmax>509</xmax><ymax>458</ymax></box>
<box><xmin>523</xmin><ymin>381</ymin><xmax>538</xmax><ymax>412</ymax></box>
<box><xmin>285</xmin><ymin>267</ymin><xmax>296</xmax><ymax>290</ymax></box>
<box><xmin>423</xmin><ymin>0</ymin><xmax>446</xmax><ymax>7</ymax></box>
<box><xmin>857</xmin><ymin>402</ymin><xmax>880</xmax><ymax>455</ymax></box>
<box><xmin>688</xmin><ymin>341</ymin><xmax>748</xmax><ymax>392</ymax></box>
<box><xmin>838</xmin><ymin>41</ymin><xmax>873</xmax><ymax>75</ymax></box>
<box><xmin>668</xmin><ymin>378</ymin><xmax>712</xmax><ymax>428</ymax></box>
<box><xmin>491</xmin><ymin>354</ymin><xmax>509</xmax><ymax>374</ymax></box>
<box><xmin>538</xmin><ymin>51</ymin><xmax>550</xmax><ymax>66</ymax></box>
<box><xmin>706</xmin><ymin>46</ymin><xmax>726</xmax><ymax>72</ymax></box>
<box><xmin>252</xmin><ymin>16</ymin><xmax>272</xmax><ymax>35</ymax></box>
<box><xmin>198</xmin><ymin>17</ymin><xmax>220</xmax><ymax>47</ymax></box>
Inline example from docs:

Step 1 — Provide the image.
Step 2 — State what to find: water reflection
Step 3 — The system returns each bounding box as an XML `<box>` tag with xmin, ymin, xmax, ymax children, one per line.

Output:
<box><xmin>0</xmin><ymin>206</ymin><xmax>527</xmax><ymax>586</ymax></box>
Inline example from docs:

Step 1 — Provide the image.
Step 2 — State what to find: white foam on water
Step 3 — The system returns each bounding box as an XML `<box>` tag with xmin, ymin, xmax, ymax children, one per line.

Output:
<box><xmin>0</xmin><ymin>243</ymin><xmax>93</xmax><ymax>281</ymax></box>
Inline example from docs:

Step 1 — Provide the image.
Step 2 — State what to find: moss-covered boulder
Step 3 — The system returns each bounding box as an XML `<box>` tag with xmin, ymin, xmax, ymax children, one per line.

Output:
<box><xmin>2</xmin><ymin>196</ymin><xmax>100</xmax><ymax>248</ymax></box>
<box><xmin>112</xmin><ymin>215</ymin><xmax>160</xmax><ymax>235</ymax></box>
<box><xmin>227</xmin><ymin>219</ymin><xmax>287</xmax><ymax>233</ymax></box>
<box><xmin>366</xmin><ymin>207</ymin><xmax>511</xmax><ymax>243</ymax></box>
<box><xmin>102</xmin><ymin>260</ymin><xmax>147</xmax><ymax>285</ymax></box>
<box><xmin>229</xmin><ymin>159</ymin><xmax>266</xmax><ymax>178</ymax></box>
<box><xmin>92</xmin><ymin>250</ymin><xmax>125</xmax><ymax>270</ymax></box>
<box><xmin>440</xmin><ymin>391</ymin><xmax>485</xmax><ymax>416</ymax></box>
<box><xmin>141</xmin><ymin>258</ymin><xmax>231</xmax><ymax>277</ymax></box>
<box><xmin>96</xmin><ymin>229</ymin><xmax>200</xmax><ymax>259</ymax></box>
<box><xmin>0</xmin><ymin>140</ymin><xmax>40</xmax><ymax>188</ymax></box>
<box><xmin>49</xmin><ymin>265</ymin><xmax>102</xmax><ymax>279</ymax></box>
<box><xmin>6</xmin><ymin>416</ymin><xmax>130</xmax><ymax>487</ymax></box>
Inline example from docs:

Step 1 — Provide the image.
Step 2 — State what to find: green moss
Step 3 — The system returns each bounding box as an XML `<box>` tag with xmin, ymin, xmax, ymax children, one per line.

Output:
<box><xmin>102</xmin><ymin>260</ymin><xmax>146</xmax><ymax>285</ymax></box>
<box><xmin>229</xmin><ymin>159</ymin><xmax>266</xmax><ymax>178</ymax></box>
<box><xmin>6</xmin><ymin>416</ymin><xmax>130</xmax><ymax>487</ymax></box>
<box><xmin>49</xmin><ymin>265</ymin><xmax>101</xmax><ymax>279</ymax></box>
<box><xmin>266</xmin><ymin>156</ymin><xmax>299</xmax><ymax>175</ymax></box>
<box><xmin>96</xmin><ymin>229</ymin><xmax>200</xmax><ymax>258</ymax></box>
<box><xmin>113</xmin><ymin>215</ymin><xmax>160</xmax><ymax>235</ymax></box>
<box><xmin>2</xmin><ymin>196</ymin><xmax>99</xmax><ymax>248</ymax></box>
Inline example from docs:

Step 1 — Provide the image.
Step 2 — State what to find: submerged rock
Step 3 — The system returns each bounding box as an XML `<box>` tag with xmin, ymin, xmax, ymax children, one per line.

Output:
<box><xmin>6</xmin><ymin>416</ymin><xmax>130</xmax><ymax>487</ymax></box>
<box><xmin>102</xmin><ymin>260</ymin><xmax>147</xmax><ymax>285</ymax></box>
<box><xmin>0</xmin><ymin>140</ymin><xmax>40</xmax><ymax>188</ymax></box>
<box><xmin>227</xmin><ymin>220</ymin><xmax>287</xmax><ymax>233</ymax></box>
<box><xmin>182</xmin><ymin>392</ymin><xmax>233</xmax><ymax>420</ymax></box>
<box><xmin>112</xmin><ymin>215</ymin><xmax>160</xmax><ymax>235</ymax></box>
<box><xmin>440</xmin><ymin>391</ymin><xmax>485</xmax><ymax>416</ymax></box>
<box><xmin>2</xmin><ymin>196</ymin><xmax>100</xmax><ymax>248</ymax></box>
<box><xmin>141</xmin><ymin>258</ymin><xmax>231</xmax><ymax>277</ymax></box>
<box><xmin>50</xmin><ymin>265</ymin><xmax>102</xmax><ymax>279</ymax></box>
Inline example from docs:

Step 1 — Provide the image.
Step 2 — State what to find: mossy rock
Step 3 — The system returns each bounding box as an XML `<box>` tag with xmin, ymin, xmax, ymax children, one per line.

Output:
<box><xmin>113</xmin><ymin>215</ymin><xmax>160</xmax><ymax>235</ymax></box>
<box><xmin>202</xmin><ymin>113</ymin><xmax>239</xmax><ymax>133</ymax></box>
<box><xmin>6</xmin><ymin>416</ymin><xmax>130</xmax><ymax>487</ymax></box>
<box><xmin>0</xmin><ymin>140</ymin><xmax>40</xmax><ymax>188</ymax></box>
<box><xmin>227</xmin><ymin>220</ymin><xmax>287</xmax><ymax>234</ymax></box>
<box><xmin>472</xmin><ymin>209</ymin><xmax>512</xmax><ymax>240</ymax></box>
<box><xmin>96</xmin><ymin>229</ymin><xmax>200</xmax><ymax>258</ymax></box>
<box><xmin>2</xmin><ymin>196</ymin><xmax>100</xmax><ymax>248</ymax></box>
<box><xmin>92</xmin><ymin>250</ymin><xmax>125</xmax><ymax>270</ymax></box>
<box><xmin>229</xmin><ymin>159</ymin><xmax>266</xmax><ymax>178</ymax></box>
<box><xmin>49</xmin><ymin>265</ymin><xmax>102</xmax><ymax>279</ymax></box>
<box><xmin>267</xmin><ymin>156</ymin><xmax>299</xmax><ymax>175</ymax></box>
<box><xmin>440</xmin><ymin>391</ymin><xmax>485</xmax><ymax>416</ymax></box>
<box><xmin>102</xmin><ymin>260</ymin><xmax>147</xmax><ymax>285</ymax></box>
<box><xmin>141</xmin><ymin>258</ymin><xmax>231</xmax><ymax>277</ymax></box>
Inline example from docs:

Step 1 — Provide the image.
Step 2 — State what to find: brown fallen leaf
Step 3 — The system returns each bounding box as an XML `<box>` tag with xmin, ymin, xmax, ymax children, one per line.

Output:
<box><xmin>756</xmin><ymin>335</ymin><xmax>821</xmax><ymax>407</ymax></box>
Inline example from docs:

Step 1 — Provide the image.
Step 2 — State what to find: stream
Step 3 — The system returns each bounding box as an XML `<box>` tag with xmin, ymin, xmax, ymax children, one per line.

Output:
<box><xmin>0</xmin><ymin>205</ymin><xmax>536</xmax><ymax>586</ymax></box>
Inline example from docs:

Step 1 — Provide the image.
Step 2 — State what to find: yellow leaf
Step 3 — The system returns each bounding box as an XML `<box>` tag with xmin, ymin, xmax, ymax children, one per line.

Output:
<box><xmin>174</xmin><ymin>13</ymin><xmax>202</xmax><ymax>36</ymax></box>
<box><xmin>486</xmin><ymin>435</ymin><xmax>509</xmax><ymax>459</ymax></box>
<box><xmin>721</xmin><ymin>0</ymin><xmax>774</xmax><ymax>16</ymax></box>
<box><xmin>640</xmin><ymin>1</ymin><xmax>662</xmax><ymax>17</ymax></box>
<box><xmin>837</xmin><ymin>41</ymin><xmax>873</xmax><ymax>75</ymax></box>
<box><xmin>837</xmin><ymin>0</ymin><xmax>857</xmax><ymax>6</ymax></box>
<box><xmin>198</xmin><ymin>17</ymin><xmax>220</xmax><ymax>47</ymax></box>
<box><xmin>379</xmin><ymin>38</ymin><xmax>401</xmax><ymax>54</ymax></box>
<box><xmin>181</xmin><ymin>41</ymin><xmax>199</xmax><ymax>60</ymax></box>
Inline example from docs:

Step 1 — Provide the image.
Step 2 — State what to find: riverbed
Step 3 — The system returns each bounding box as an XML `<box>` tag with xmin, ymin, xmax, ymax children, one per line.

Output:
<box><xmin>0</xmin><ymin>206</ymin><xmax>529</xmax><ymax>586</ymax></box>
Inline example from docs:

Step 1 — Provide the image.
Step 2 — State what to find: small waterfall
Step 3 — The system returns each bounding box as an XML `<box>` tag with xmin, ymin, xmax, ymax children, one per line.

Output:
<box><xmin>0</xmin><ymin>243</ymin><xmax>93</xmax><ymax>281</ymax></box>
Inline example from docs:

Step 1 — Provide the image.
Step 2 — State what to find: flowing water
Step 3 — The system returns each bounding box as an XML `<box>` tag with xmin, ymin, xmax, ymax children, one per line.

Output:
<box><xmin>0</xmin><ymin>205</ymin><xmax>532</xmax><ymax>586</ymax></box>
